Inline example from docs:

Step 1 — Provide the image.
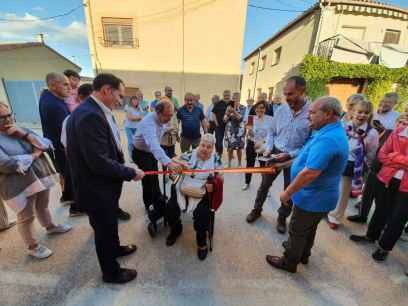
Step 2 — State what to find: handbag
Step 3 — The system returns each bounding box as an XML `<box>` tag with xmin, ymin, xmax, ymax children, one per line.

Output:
<box><xmin>180</xmin><ymin>175</ymin><xmax>206</xmax><ymax>198</ymax></box>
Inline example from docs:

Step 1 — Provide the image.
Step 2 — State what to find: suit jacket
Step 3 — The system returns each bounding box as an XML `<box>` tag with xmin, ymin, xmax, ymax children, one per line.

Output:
<box><xmin>39</xmin><ymin>89</ymin><xmax>69</xmax><ymax>154</ymax></box>
<box><xmin>66</xmin><ymin>97</ymin><xmax>136</xmax><ymax>212</ymax></box>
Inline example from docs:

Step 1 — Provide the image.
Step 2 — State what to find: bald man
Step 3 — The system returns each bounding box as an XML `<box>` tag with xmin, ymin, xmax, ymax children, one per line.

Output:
<box><xmin>39</xmin><ymin>72</ymin><xmax>72</xmax><ymax>204</ymax></box>
<box><xmin>132</xmin><ymin>98</ymin><xmax>185</xmax><ymax>237</ymax></box>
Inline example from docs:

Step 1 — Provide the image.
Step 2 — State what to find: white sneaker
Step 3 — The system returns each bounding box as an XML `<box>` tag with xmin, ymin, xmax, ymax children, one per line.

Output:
<box><xmin>47</xmin><ymin>224</ymin><xmax>72</xmax><ymax>235</ymax></box>
<box><xmin>241</xmin><ymin>184</ymin><xmax>250</xmax><ymax>191</ymax></box>
<box><xmin>327</xmin><ymin>214</ymin><xmax>341</xmax><ymax>225</ymax></box>
<box><xmin>400</xmin><ymin>230</ymin><xmax>408</xmax><ymax>242</ymax></box>
<box><xmin>29</xmin><ymin>244</ymin><xmax>53</xmax><ymax>259</ymax></box>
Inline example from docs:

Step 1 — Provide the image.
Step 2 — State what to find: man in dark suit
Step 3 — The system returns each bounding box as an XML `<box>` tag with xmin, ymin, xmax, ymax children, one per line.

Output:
<box><xmin>67</xmin><ymin>73</ymin><xmax>144</xmax><ymax>284</ymax></box>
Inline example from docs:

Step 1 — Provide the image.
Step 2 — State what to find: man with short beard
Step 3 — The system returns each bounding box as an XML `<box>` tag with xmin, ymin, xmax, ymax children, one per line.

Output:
<box><xmin>246</xmin><ymin>77</ymin><xmax>310</xmax><ymax>234</ymax></box>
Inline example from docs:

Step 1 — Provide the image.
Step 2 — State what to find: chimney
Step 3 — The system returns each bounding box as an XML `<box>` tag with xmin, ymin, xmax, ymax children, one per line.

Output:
<box><xmin>37</xmin><ymin>33</ymin><xmax>45</xmax><ymax>44</ymax></box>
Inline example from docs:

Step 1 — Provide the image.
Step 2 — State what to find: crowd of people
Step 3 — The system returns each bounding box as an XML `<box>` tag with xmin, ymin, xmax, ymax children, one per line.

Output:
<box><xmin>0</xmin><ymin>69</ymin><xmax>407</xmax><ymax>284</ymax></box>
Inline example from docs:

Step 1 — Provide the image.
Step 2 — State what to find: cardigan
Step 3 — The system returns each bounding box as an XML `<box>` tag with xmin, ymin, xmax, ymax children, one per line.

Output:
<box><xmin>0</xmin><ymin>130</ymin><xmax>57</xmax><ymax>213</ymax></box>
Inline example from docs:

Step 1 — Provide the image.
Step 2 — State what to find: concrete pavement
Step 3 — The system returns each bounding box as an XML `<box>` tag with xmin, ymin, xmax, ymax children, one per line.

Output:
<box><xmin>1</xmin><ymin>170</ymin><xmax>407</xmax><ymax>306</ymax></box>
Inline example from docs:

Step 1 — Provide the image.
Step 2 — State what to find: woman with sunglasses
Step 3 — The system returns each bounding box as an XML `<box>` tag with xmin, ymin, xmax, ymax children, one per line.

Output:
<box><xmin>0</xmin><ymin>102</ymin><xmax>71</xmax><ymax>259</ymax></box>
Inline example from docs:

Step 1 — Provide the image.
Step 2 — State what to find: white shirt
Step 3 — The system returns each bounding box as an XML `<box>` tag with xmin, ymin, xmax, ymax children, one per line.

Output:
<box><xmin>92</xmin><ymin>95</ymin><xmax>122</xmax><ymax>152</ymax></box>
<box><xmin>61</xmin><ymin>115</ymin><xmax>69</xmax><ymax>148</ymax></box>
<box><xmin>132</xmin><ymin>112</ymin><xmax>172</xmax><ymax>165</ymax></box>
<box><xmin>374</xmin><ymin>110</ymin><xmax>400</xmax><ymax>130</ymax></box>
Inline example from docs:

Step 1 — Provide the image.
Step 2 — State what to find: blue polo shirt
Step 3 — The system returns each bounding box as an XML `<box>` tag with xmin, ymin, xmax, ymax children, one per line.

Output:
<box><xmin>290</xmin><ymin>121</ymin><xmax>349</xmax><ymax>212</ymax></box>
<box><xmin>177</xmin><ymin>105</ymin><xmax>205</xmax><ymax>139</ymax></box>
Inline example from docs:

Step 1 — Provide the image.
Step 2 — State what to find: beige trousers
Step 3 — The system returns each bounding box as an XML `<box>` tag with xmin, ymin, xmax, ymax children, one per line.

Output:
<box><xmin>0</xmin><ymin>197</ymin><xmax>9</xmax><ymax>230</ymax></box>
<box><xmin>17</xmin><ymin>190</ymin><xmax>53</xmax><ymax>247</ymax></box>
<box><xmin>328</xmin><ymin>176</ymin><xmax>352</xmax><ymax>224</ymax></box>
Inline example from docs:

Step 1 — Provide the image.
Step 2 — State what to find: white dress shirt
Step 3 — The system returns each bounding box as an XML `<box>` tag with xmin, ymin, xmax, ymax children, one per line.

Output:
<box><xmin>132</xmin><ymin>112</ymin><xmax>172</xmax><ymax>165</ymax></box>
<box><xmin>92</xmin><ymin>95</ymin><xmax>122</xmax><ymax>152</ymax></box>
<box><xmin>374</xmin><ymin>110</ymin><xmax>400</xmax><ymax>130</ymax></box>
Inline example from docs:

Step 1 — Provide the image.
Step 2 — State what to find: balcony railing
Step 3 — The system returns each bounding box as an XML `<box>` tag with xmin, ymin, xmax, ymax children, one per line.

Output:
<box><xmin>98</xmin><ymin>37</ymin><xmax>140</xmax><ymax>49</ymax></box>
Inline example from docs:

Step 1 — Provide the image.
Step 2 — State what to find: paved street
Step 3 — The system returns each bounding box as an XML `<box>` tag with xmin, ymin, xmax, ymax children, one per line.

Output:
<box><xmin>1</xmin><ymin>165</ymin><xmax>407</xmax><ymax>306</ymax></box>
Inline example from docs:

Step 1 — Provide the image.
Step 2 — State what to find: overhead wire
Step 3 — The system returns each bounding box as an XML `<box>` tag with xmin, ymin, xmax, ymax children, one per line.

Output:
<box><xmin>248</xmin><ymin>4</ymin><xmax>306</xmax><ymax>13</ymax></box>
<box><xmin>0</xmin><ymin>4</ymin><xmax>84</xmax><ymax>22</ymax></box>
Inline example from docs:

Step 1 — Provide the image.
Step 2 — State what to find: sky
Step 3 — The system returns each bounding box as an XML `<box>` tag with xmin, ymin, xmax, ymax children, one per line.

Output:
<box><xmin>1</xmin><ymin>0</ymin><xmax>407</xmax><ymax>77</ymax></box>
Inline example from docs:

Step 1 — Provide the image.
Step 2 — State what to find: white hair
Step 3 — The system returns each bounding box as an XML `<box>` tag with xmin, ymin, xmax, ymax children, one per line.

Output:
<box><xmin>315</xmin><ymin>96</ymin><xmax>343</xmax><ymax>117</ymax></box>
<box><xmin>201</xmin><ymin>133</ymin><xmax>216</xmax><ymax>145</ymax></box>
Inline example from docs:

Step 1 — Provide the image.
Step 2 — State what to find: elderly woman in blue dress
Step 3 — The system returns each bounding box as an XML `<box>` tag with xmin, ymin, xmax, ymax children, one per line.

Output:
<box><xmin>165</xmin><ymin>133</ymin><xmax>222</xmax><ymax>260</ymax></box>
<box><xmin>0</xmin><ymin>102</ymin><xmax>71</xmax><ymax>259</ymax></box>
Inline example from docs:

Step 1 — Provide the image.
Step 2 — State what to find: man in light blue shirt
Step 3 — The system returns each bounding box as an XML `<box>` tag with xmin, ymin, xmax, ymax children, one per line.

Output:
<box><xmin>246</xmin><ymin>76</ymin><xmax>310</xmax><ymax>235</ymax></box>
<box><xmin>132</xmin><ymin>99</ymin><xmax>184</xmax><ymax>236</ymax></box>
<box><xmin>265</xmin><ymin>96</ymin><xmax>348</xmax><ymax>273</ymax></box>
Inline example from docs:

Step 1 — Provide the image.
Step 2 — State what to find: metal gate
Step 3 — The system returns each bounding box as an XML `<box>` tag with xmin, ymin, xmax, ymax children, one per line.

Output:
<box><xmin>3</xmin><ymin>80</ymin><xmax>46</xmax><ymax>124</ymax></box>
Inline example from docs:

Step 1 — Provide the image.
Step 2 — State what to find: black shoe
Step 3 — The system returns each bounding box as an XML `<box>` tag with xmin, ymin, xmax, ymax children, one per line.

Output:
<box><xmin>265</xmin><ymin>255</ymin><xmax>296</xmax><ymax>273</ymax></box>
<box><xmin>117</xmin><ymin>209</ymin><xmax>131</xmax><ymax>221</ymax></box>
<box><xmin>166</xmin><ymin>224</ymin><xmax>183</xmax><ymax>246</ymax></box>
<box><xmin>347</xmin><ymin>215</ymin><xmax>367</xmax><ymax>224</ymax></box>
<box><xmin>246</xmin><ymin>209</ymin><xmax>261</xmax><ymax>223</ymax></box>
<box><xmin>197</xmin><ymin>247</ymin><xmax>208</xmax><ymax>261</ymax></box>
<box><xmin>281</xmin><ymin>241</ymin><xmax>309</xmax><ymax>265</ymax></box>
<box><xmin>349</xmin><ymin>235</ymin><xmax>375</xmax><ymax>243</ymax></box>
<box><xmin>147</xmin><ymin>222</ymin><xmax>157</xmax><ymax>238</ymax></box>
<box><xmin>60</xmin><ymin>195</ymin><xmax>74</xmax><ymax>206</ymax></box>
<box><xmin>276</xmin><ymin>216</ymin><xmax>287</xmax><ymax>234</ymax></box>
<box><xmin>372</xmin><ymin>248</ymin><xmax>388</xmax><ymax>262</ymax></box>
<box><xmin>103</xmin><ymin>268</ymin><xmax>137</xmax><ymax>284</ymax></box>
<box><xmin>69</xmin><ymin>208</ymin><xmax>86</xmax><ymax>217</ymax></box>
<box><xmin>116</xmin><ymin>244</ymin><xmax>137</xmax><ymax>258</ymax></box>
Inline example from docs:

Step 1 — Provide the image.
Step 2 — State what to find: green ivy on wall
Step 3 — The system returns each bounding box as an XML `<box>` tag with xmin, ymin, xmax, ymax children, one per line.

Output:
<box><xmin>300</xmin><ymin>55</ymin><xmax>408</xmax><ymax>110</ymax></box>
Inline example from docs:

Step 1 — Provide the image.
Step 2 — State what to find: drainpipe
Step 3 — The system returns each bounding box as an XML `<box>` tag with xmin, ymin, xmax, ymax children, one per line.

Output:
<box><xmin>252</xmin><ymin>47</ymin><xmax>261</xmax><ymax>99</ymax></box>
<box><xmin>85</xmin><ymin>0</ymin><xmax>101</xmax><ymax>74</ymax></box>
<box><xmin>312</xmin><ymin>0</ymin><xmax>327</xmax><ymax>55</ymax></box>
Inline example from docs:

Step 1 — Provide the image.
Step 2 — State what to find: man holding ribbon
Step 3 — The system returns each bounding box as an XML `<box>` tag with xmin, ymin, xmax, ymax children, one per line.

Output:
<box><xmin>246</xmin><ymin>76</ymin><xmax>310</xmax><ymax>234</ymax></box>
<box><xmin>132</xmin><ymin>98</ymin><xmax>186</xmax><ymax>237</ymax></box>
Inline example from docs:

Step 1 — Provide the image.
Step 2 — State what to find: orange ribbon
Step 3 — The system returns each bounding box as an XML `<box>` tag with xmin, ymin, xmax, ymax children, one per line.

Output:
<box><xmin>144</xmin><ymin>166</ymin><xmax>277</xmax><ymax>175</ymax></box>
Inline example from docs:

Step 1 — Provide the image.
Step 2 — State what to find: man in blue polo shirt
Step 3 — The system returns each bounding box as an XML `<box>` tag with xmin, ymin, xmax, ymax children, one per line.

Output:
<box><xmin>266</xmin><ymin>96</ymin><xmax>348</xmax><ymax>273</ymax></box>
<box><xmin>177</xmin><ymin>92</ymin><xmax>207</xmax><ymax>152</ymax></box>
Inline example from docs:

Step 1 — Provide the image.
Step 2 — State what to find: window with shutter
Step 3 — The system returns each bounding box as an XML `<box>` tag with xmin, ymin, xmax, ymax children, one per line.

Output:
<box><xmin>383</xmin><ymin>29</ymin><xmax>401</xmax><ymax>44</ymax></box>
<box><xmin>271</xmin><ymin>47</ymin><xmax>282</xmax><ymax>66</ymax></box>
<box><xmin>102</xmin><ymin>18</ymin><xmax>135</xmax><ymax>47</ymax></box>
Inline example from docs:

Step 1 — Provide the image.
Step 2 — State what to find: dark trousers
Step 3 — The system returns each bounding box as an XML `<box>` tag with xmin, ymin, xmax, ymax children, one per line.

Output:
<box><xmin>245</xmin><ymin>140</ymin><xmax>266</xmax><ymax>184</ymax></box>
<box><xmin>284</xmin><ymin>206</ymin><xmax>327</xmax><ymax>267</ymax></box>
<box><xmin>367</xmin><ymin>178</ymin><xmax>408</xmax><ymax>251</ymax></box>
<box><xmin>51</xmin><ymin>148</ymin><xmax>74</xmax><ymax>201</ymax></box>
<box><xmin>214</xmin><ymin>126</ymin><xmax>225</xmax><ymax>156</ymax></box>
<box><xmin>87</xmin><ymin>206</ymin><xmax>120</xmax><ymax>276</ymax></box>
<box><xmin>161</xmin><ymin>145</ymin><xmax>176</xmax><ymax>159</ymax></box>
<box><xmin>208</xmin><ymin>121</ymin><xmax>216</xmax><ymax>134</ymax></box>
<box><xmin>253</xmin><ymin>149</ymin><xmax>292</xmax><ymax>218</ymax></box>
<box><xmin>65</xmin><ymin>157</ymin><xmax>81</xmax><ymax>212</ymax></box>
<box><xmin>180</xmin><ymin>137</ymin><xmax>201</xmax><ymax>153</ymax></box>
<box><xmin>358</xmin><ymin>170</ymin><xmax>377</xmax><ymax>219</ymax></box>
<box><xmin>132</xmin><ymin>148</ymin><xmax>162</xmax><ymax>211</ymax></box>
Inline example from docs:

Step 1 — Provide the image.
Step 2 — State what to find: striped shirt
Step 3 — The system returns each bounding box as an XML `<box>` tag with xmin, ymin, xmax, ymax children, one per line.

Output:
<box><xmin>266</xmin><ymin>101</ymin><xmax>310</xmax><ymax>158</ymax></box>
